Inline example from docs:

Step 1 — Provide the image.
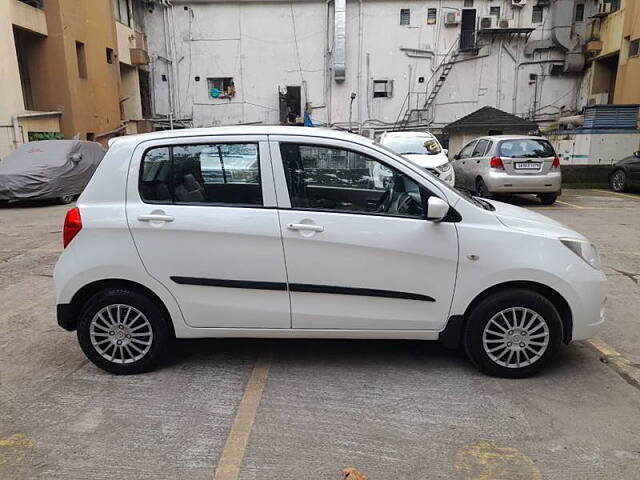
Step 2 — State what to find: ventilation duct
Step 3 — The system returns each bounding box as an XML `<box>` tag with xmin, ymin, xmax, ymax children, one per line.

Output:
<box><xmin>334</xmin><ymin>0</ymin><xmax>346</xmax><ymax>82</ymax></box>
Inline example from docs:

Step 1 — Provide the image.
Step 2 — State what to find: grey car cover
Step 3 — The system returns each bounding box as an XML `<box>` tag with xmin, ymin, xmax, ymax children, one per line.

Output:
<box><xmin>0</xmin><ymin>140</ymin><xmax>106</xmax><ymax>201</ymax></box>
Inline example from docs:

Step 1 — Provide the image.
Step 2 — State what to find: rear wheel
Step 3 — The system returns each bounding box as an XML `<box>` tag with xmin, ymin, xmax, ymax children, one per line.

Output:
<box><xmin>475</xmin><ymin>178</ymin><xmax>491</xmax><ymax>198</ymax></box>
<box><xmin>538</xmin><ymin>193</ymin><xmax>558</xmax><ymax>205</ymax></box>
<box><xmin>463</xmin><ymin>289</ymin><xmax>562</xmax><ymax>378</ymax></box>
<box><xmin>77</xmin><ymin>288</ymin><xmax>170</xmax><ymax>374</ymax></box>
<box><xmin>610</xmin><ymin>169</ymin><xmax>627</xmax><ymax>192</ymax></box>
<box><xmin>59</xmin><ymin>195</ymin><xmax>75</xmax><ymax>205</ymax></box>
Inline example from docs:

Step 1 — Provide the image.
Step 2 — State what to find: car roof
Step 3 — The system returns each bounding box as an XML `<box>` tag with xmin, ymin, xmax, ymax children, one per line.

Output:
<box><xmin>109</xmin><ymin>126</ymin><xmax>376</xmax><ymax>149</ymax></box>
<box><xmin>478</xmin><ymin>135</ymin><xmax>548</xmax><ymax>141</ymax></box>
<box><xmin>381</xmin><ymin>131</ymin><xmax>435</xmax><ymax>138</ymax></box>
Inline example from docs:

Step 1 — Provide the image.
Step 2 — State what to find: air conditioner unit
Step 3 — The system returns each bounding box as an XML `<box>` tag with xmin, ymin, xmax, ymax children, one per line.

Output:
<box><xmin>444</xmin><ymin>11</ymin><xmax>461</xmax><ymax>26</ymax></box>
<box><xmin>598</xmin><ymin>2</ymin><xmax>612</xmax><ymax>14</ymax></box>
<box><xmin>499</xmin><ymin>18</ymin><xmax>513</xmax><ymax>29</ymax></box>
<box><xmin>480</xmin><ymin>16</ymin><xmax>496</xmax><ymax>30</ymax></box>
<box><xmin>512</xmin><ymin>0</ymin><xmax>527</xmax><ymax>7</ymax></box>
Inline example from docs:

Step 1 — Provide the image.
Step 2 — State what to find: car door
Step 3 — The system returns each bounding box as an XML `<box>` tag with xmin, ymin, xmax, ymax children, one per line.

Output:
<box><xmin>453</xmin><ymin>140</ymin><xmax>478</xmax><ymax>190</ymax></box>
<box><xmin>126</xmin><ymin>135</ymin><xmax>290</xmax><ymax>329</ymax></box>
<box><xmin>629</xmin><ymin>152</ymin><xmax>640</xmax><ymax>186</ymax></box>
<box><xmin>470</xmin><ymin>139</ymin><xmax>490</xmax><ymax>184</ymax></box>
<box><xmin>270</xmin><ymin>136</ymin><xmax>459</xmax><ymax>331</ymax></box>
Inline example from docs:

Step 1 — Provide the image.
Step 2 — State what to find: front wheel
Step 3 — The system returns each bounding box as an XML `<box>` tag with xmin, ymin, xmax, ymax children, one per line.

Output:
<box><xmin>77</xmin><ymin>288</ymin><xmax>170</xmax><ymax>374</ymax></box>
<box><xmin>463</xmin><ymin>289</ymin><xmax>562</xmax><ymax>378</ymax></box>
<box><xmin>538</xmin><ymin>193</ymin><xmax>558</xmax><ymax>205</ymax></box>
<box><xmin>475</xmin><ymin>178</ymin><xmax>491</xmax><ymax>198</ymax></box>
<box><xmin>610</xmin><ymin>169</ymin><xmax>627</xmax><ymax>192</ymax></box>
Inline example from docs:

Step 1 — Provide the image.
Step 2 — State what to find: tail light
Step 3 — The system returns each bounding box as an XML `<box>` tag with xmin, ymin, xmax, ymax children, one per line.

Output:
<box><xmin>490</xmin><ymin>156</ymin><xmax>505</xmax><ymax>170</ymax></box>
<box><xmin>552</xmin><ymin>156</ymin><xmax>560</xmax><ymax>169</ymax></box>
<box><xmin>63</xmin><ymin>207</ymin><xmax>82</xmax><ymax>248</ymax></box>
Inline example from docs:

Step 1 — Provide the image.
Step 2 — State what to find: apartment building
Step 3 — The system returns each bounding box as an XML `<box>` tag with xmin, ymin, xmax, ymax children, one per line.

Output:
<box><xmin>0</xmin><ymin>0</ymin><xmax>150</xmax><ymax>160</ymax></box>
<box><xmin>142</xmin><ymin>0</ymin><xmax>594</xmax><ymax>134</ymax></box>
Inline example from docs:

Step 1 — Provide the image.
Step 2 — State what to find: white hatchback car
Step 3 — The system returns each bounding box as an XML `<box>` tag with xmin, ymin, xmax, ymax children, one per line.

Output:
<box><xmin>54</xmin><ymin>127</ymin><xmax>606</xmax><ymax>377</ymax></box>
<box><xmin>379</xmin><ymin>131</ymin><xmax>455</xmax><ymax>187</ymax></box>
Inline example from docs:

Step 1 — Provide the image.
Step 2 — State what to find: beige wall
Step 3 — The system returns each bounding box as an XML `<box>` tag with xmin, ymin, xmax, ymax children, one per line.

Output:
<box><xmin>614</xmin><ymin>0</ymin><xmax>640</xmax><ymax>104</ymax></box>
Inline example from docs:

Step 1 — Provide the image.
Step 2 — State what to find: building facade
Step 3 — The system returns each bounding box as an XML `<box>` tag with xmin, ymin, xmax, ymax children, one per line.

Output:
<box><xmin>142</xmin><ymin>0</ymin><xmax>594</xmax><ymax>134</ymax></box>
<box><xmin>0</xmin><ymin>0</ymin><xmax>149</xmax><ymax>160</ymax></box>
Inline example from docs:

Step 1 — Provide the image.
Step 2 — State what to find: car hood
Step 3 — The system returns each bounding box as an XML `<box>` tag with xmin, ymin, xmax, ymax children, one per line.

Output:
<box><xmin>403</xmin><ymin>153</ymin><xmax>449</xmax><ymax>168</ymax></box>
<box><xmin>486</xmin><ymin>199</ymin><xmax>586</xmax><ymax>240</ymax></box>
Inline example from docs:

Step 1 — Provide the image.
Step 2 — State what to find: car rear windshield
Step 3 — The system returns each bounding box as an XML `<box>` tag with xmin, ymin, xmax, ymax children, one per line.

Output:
<box><xmin>497</xmin><ymin>139</ymin><xmax>556</xmax><ymax>158</ymax></box>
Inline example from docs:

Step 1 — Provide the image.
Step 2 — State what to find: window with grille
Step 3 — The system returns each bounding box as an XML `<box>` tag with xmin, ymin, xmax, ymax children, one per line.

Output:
<box><xmin>427</xmin><ymin>8</ymin><xmax>437</xmax><ymax>25</ymax></box>
<box><xmin>575</xmin><ymin>3</ymin><xmax>585</xmax><ymax>21</ymax></box>
<box><xmin>490</xmin><ymin>6</ymin><xmax>501</xmax><ymax>16</ymax></box>
<box><xmin>464</xmin><ymin>0</ymin><xmax>473</xmax><ymax>7</ymax></box>
<box><xmin>532</xmin><ymin>6</ymin><xmax>544</xmax><ymax>23</ymax></box>
<box><xmin>630</xmin><ymin>39</ymin><xmax>640</xmax><ymax>58</ymax></box>
<box><xmin>400</xmin><ymin>9</ymin><xmax>410</xmax><ymax>26</ymax></box>
<box><xmin>373</xmin><ymin>80</ymin><xmax>393</xmax><ymax>98</ymax></box>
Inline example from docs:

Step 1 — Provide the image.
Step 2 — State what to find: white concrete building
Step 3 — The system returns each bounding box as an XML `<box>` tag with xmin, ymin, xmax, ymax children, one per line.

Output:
<box><xmin>142</xmin><ymin>0</ymin><xmax>594</xmax><ymax>133</ymax></box>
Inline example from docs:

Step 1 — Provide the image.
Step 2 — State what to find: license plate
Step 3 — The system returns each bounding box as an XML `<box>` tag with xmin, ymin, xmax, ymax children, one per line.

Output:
<box><xmin>515</xmin><ymin>162</ymin><xmax>541</xmax><ymax>170</ymax></box>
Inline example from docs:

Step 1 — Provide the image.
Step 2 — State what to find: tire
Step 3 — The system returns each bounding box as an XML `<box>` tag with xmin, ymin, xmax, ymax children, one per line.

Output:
<box><xmin>76</xmin><ymin>288</ymin><xmax>170</xmax><ymax>374</ymax></box>
<box><xmin>538</xmin><ymin>193</ymin><xmax>558</xmax><ymax>205</ymax></box>
<box><xmin>463</xmin><ymin>289</ymin><xmax>562</xmax><ymax>378</ymax></box>
<box><xmin>59</xmin><ymin>195</ymin><xmax>75</xmax><ymax>205</ymax></box>
<box><xmin>475</xmin><ymin>178</ymin><xmax>491</xmax><ymax>198</ymax></box>
<box><xmin>610</xmin><ymin>169</ymin><xmax>627</xmax><ymax>193</ymax></box>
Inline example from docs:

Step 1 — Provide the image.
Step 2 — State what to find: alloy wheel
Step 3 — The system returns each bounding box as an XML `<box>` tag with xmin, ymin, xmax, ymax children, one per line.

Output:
<box><xmin>611</xmin><ymin>170</ymin><xmax>626</xmax><ymax>192</ymax></box>
<box><xmin>482</xmin><ymin>307</ymin><xmax>549</xmax><ymax>369</ymax></box>
<box><xmin>89</xmin><ymin>304</ymin><xmax>153</xmax><ymax>364</ymax></box>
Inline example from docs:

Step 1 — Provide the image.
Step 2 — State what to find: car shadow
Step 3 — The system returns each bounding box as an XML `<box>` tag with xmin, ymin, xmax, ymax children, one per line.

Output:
<box><xmin>0</xmin><ymin>199</ymin><xmax>71</xmax><ymax>209</ymax></box>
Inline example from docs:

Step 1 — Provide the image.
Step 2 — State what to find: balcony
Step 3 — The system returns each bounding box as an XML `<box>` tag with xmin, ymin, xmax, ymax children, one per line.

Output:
<box><xmin>12</xmin><ymin>0</ymin><xmax>47</xmax><ymax>37</ymax></box>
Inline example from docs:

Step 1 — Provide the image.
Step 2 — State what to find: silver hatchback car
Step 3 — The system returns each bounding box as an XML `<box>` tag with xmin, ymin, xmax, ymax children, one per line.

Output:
<box><xmin>452</xmin><ymin>135</ymin><xmax>561</xmax><ymax>205</ymax></box>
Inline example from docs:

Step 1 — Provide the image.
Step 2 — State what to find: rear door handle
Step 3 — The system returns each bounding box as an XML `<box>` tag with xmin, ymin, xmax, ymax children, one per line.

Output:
<box><xmin>138</xmin><ymin>214</ymin><xmax>175</xmax><ymax>222</ymax></box>
<box><xmin>287</xmin><ymin>223</ymin><xmax>324</xmax><ymax>232</ymax></box>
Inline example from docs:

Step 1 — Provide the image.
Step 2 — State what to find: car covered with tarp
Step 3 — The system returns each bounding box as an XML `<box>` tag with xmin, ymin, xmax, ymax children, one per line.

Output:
<box><xmin>0</xmin><ymin>140</ymin><xmax>106</xmax><ymax>203</ymax></box>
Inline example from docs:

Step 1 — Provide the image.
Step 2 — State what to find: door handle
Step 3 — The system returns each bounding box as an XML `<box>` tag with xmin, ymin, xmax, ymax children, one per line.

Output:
<box><xmin>287</xmin><ymin>223</ymin><xmax>324</xmax><ymax>232</ymax></box>
<box><xmin>138</xmin><ymin>214</ymin><xmax>175</xmax><ymax>222</ymax></box>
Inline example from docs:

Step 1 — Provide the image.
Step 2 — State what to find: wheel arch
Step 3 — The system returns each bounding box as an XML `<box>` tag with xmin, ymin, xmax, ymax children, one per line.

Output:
<box><xmin>440</xmin><ymin>280</ymin><xmax>573</xmax><ymax>348</ymax></box>
<box><xmin>64</xmin><ymin>278</ymin><xmax>176</xmax><ymax>338</ymax></box>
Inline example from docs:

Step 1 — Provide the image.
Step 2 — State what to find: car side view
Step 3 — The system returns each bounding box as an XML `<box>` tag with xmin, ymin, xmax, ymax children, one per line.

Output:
<box><xmin>54</xmin><ymin>127</ymin><xmax>606</xmax><ymax>378</ymax></box>
<box><xmin>452</xmin><ymin>135</ymin><xmax>562</xmax><ymax>205</ymax></box>
<box><xmin>609</xmin><ymin>150</ymin><xmax>640</xmax><ymax>192</ymax></box>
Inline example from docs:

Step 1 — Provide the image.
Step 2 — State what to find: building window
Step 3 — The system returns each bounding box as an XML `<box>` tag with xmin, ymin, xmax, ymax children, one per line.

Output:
<box><xmin>75</xmin><ymin>41</ymin><xmax>87</xmax><ymax>79</ymax></box>
<box><xmin>113</xmin><ymin>0</ymin><xmax>131</xmax><ymax>26</ymax></box>
<box><xmin>606</xmin><ymin>0</ymin><xmax>620</xmax><ymax>12</ymax></box>
<box><xmin>532</xmin><ymin>6</ymin><xmax>544</xmax><ymax>24</ymax></box>
<box><xmin>207</xmin><ymin>77</ymin><xmax>235</xmax><ymax>99</ymax></box>
<box><xmin>400</xmin><ymin>9</ymin><xmax>410</xmax><ymax>26</ymax></box>
<box><xmin>427</xmin><ymin>8</ymin><xmax>437</xmax><ymax>25</ymax></box>
<box><xmin>490</xmin><ymin>6</ymin><xmax>501</xmax><ymax>16</ymax></box>
<box><xmin>464</xmin><ymin>0</ymin><xmax>473</xmax><ymax>7</ymax></box>
<box><xmin>106</xmin><ymin>48</ymin><xmax>114</xmax><ymax>64</ymax></box>
<box><xmin>630</xmin><ymin>39</ymin><xmax>640</xmax><ymax>58</ymax></box>
<box><xmin>373</xmin><ymin>80</ymin><xmax>393</xmax><ymax>98</ymax></box>
<box><xmin>575</xmin><ymin>3</ymin><xmax>585</xmax><ymax>22</ymax></box>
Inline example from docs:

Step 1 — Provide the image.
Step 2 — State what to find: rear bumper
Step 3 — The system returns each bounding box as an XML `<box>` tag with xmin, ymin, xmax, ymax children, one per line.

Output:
<box><xmin>57</xmin><ymin>304</ymin><xmax>76</xmax><ymax>331</ymax></box>
<box><xmin>486</xmin><ymin>171</ymin><xmax>561</xmax><ymax>194</ymax></box>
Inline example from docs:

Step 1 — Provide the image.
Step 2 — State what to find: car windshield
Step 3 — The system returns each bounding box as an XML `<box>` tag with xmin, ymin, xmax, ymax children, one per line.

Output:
<box><xmin>498</xmin><ymin>139</ymin><xmax>556</xmax><ymax>158</ymax></box>
<box><xmin>383</xmin><ymin>136</ymin><xmax>442</xmax><ymax>156</ymax></box>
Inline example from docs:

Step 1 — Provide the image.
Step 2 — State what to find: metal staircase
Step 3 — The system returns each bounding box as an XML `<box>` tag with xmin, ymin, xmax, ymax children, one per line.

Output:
<box><xmin>394</xmin><ymin>40</ymin><xmax>460</xmax><ymax>131</ymax></box>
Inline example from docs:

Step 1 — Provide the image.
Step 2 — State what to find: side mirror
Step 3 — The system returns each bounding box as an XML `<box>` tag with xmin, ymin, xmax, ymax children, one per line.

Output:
<box><xmin>443</xmin><ymin>149</ymin><xmax>449</xmax><ymax>157</ymax></box>
<box><xmin>453</xmin><ymin>153</ymin><xmax>461</xmax><ymax>160</ymax></box>
<box><xmin>426</xmin><ymin>196</ymin><xmax>449</xmax><ymax>222</ymax></box>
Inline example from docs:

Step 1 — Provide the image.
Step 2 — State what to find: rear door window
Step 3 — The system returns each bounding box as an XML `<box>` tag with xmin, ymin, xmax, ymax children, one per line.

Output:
<box><xmin>472</xmin><ymin>139</ymin><xmax>489</xmax><ymax>157</ymax></box>
<box><xmin>458</xmin><ymin>141</ymin><xmax>477</xmax><ymax>159</ymax></box>
<box><xmin>498</xmin><ymin>139</ymin><xmax>556</xmax><ymax>158</ymax></box>
<box><xmin>139</xmin><ymin>143</ymin><xmax>262</xmax><ymax>206</ymax></box>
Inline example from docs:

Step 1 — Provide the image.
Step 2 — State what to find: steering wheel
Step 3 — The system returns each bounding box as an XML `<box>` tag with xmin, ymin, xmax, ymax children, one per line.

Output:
<box><xmin>394</xmin><ymin>192</ymin><xmax>415</xmax><ymax>215</ymax></box>
<box><xmin>375</xmin><ymin>178</ymin><xmax>396</xmax><ymax>213</ymax></box>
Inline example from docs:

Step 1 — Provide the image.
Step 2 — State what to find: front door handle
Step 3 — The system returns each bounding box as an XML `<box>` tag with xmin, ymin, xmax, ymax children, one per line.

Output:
<box><xmin>287</xmin><ymin>223</ymin><xmax>324</xmax><ymax>232</ymax></box>
<box><xmin>138</xmin><ymin>214</ymin><xmax>175</xmax><ymax>223</ymax></box>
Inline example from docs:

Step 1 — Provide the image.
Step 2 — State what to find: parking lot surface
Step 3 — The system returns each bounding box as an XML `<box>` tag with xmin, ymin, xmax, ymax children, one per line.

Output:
<box><xmin>1</xmin><ymin>190</ymin><xmax>639</xmax><ymax>479</ymax></box>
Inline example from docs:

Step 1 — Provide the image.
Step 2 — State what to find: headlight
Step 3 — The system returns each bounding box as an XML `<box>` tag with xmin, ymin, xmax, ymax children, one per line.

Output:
<box><xmin>560</xmin><ymin>238</ymin><xmax>601</xmax><ymax>270</ymax></box>
<box><xmin>436</xmin><ymin>162</ymin><xmax>451</xmax><ymax>173</ymax></box>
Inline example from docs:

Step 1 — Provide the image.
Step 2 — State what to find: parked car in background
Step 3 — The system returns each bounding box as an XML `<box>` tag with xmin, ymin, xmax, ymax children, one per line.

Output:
<box><xmin>452</xmin><ymin>135</ymin><xmax>561</xmax><ymax>205</ymax></box>
<box><xmin>54</xmin><ymin>127</ymin><xmax>606</xmax><ymax>379</ymax></box>
<box><xmin>378</xmin><ymin>131</ymin><xmax>454</xmax><ymax>187</ymax></box>
<box><xmin>609</xmin><ymin>151</ymin><xmax>640</xmax><ymax>192</ymax></box>
<box><xmin>0</xmin><ymin>140</ymin><xmax>105</xmax><ymax>204</ymax></box>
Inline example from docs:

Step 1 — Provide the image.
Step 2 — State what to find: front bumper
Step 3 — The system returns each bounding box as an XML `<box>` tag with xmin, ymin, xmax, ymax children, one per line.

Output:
<box><xmin>485</xmin><ymin>171</ymin><xmax>561</xmax><ymax>194</ymax></box>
